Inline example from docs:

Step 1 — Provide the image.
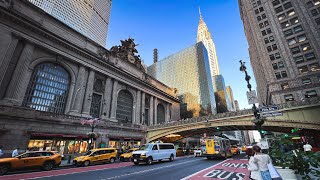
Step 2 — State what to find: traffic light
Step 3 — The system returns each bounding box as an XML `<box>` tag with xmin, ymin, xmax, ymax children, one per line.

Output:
<box><xmin>291</xmin><ymin>128</ymin><xmax>300</xmax><ymax>133</ymax></box>
<box><xmin>284</xmin><ymin>134</ymin><xmax>289</xmax><ymax>137</ymax></box>
<box><xmin>261</xmin><ymin>130</ymin><xmax>266</xmax><ymax>134</ymax></box>
<box><xmin>216</xmin><ymin>127</ymin><xmax>220</xmax><ymax>131</ymax></box>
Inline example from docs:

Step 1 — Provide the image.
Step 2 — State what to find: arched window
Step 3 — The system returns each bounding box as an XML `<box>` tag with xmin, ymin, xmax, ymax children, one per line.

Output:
<box><xmin>23</xmin><ymin>62</ymin><xmax>70</xmax><ymax>114</ymax></box>
<box><xmin>116</xmin><ymin>90</ymin><xmax>133</xmax><ymax>123</ymax></box>
<box><xmin>157</xmin><ymin>104</ymin><xmax>165</xmax><ymax>124</ymax></box>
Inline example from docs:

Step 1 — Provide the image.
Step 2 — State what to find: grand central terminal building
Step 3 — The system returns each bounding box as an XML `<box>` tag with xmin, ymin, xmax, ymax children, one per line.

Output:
<box><xmin>0</xmin><ymin>0</ymin><xmax>180</xmax><ymax>156</ymax></box>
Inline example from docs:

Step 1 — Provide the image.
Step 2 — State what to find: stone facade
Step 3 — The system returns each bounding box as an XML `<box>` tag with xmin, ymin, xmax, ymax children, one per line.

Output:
<box><xmin>0</xmin><ymin>0</ymin><xmax>180</xmax><ymax>156</ymax></box>
<box><xmin>239</xmin><ymin>0</ymin><xmax>320</xmax><ymax>105</ymax></box>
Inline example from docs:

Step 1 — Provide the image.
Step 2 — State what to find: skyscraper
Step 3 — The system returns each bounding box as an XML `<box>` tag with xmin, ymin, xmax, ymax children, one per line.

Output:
<box><xmin>197</xmin><ymin>8</ymin><xmax>220</xmax><ymax>76</ymax></box>
<box><xmin>148</xmin><ymin>42</ymin><xmax>217</xmax><ymax>117</ymax></box>
<box><xmin>239</xmin><ymin>0</ymin><xmax>320</xmax><ymax>105</ymax></box>
<box><xmin>212</xmin><ymin>75</ymin><xmax>232</xmax><ymax>113</ymax></box>
<box><xmin>234</xmin><ymin>100</ymin><xmax>240</xmax><ymax>111</ymax></box>
<box><xmin>28</xmin><ymin>0</ymin><xmax>112</xmax><ymax>47</ymax></box>
<box><xmin>226</xmin><ymin>86</ymin><xmax>236</xmax><ymax>111</ymax></box>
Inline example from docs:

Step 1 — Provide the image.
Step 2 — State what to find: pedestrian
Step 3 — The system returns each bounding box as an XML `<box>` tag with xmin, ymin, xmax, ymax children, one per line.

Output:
<box><xmin>12</xmin><ymin>147</ymin><xmax>19</xmax><ymax>157</ymax></box>
<box><xmin>303</xmin><ymin>142</ymin><xmax>312</xmax><ymax>154</ymax></box>
<box><xmin>0</xmin><ymin>146</ymin><xmax>3</xmax><ymax>158</ymax></box>
<box><xmin>253</xmin><ymin>145</ymin><xmax>272</xmax><ymax>180</ymax></box>
<box><xmin>247</xmin><ymin>148</ymin><xmax>262</xmax><ymax>180</ymax></box>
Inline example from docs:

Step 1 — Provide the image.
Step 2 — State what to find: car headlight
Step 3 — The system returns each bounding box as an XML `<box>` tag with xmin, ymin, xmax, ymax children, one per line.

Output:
<box><xmin>141</xmin><ymin>153</ymin><xmax>146</xmax><ymax>156</ymax></box>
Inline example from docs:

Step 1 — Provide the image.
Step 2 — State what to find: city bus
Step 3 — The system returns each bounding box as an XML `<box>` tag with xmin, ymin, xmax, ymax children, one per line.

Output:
<box><xmin>204</xmin><ymin>136</ymin><xmax>233</xmax><ymax>159</ymax></box>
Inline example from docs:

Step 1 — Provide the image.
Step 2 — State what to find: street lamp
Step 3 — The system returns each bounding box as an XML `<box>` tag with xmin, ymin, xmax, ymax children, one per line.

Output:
<box><xmin>239</xmin><ymin>60</ymin><xmax>265</xmax><ymax>137</ymax></box>
<box><xmin>81</xmin><ymin>118</ymin><xmax>100</xmax><ymax>150</ymax></box>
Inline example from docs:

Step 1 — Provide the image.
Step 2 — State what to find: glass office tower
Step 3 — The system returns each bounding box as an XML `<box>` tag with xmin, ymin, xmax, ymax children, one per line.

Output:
<box><xmin>28</xmin><ymin>0</ymin><xmax>112</xmax><ymax>47</ymax></box>
<box><xmin>148</xmin><ymin>42</ymin><xmax>217</xmax><ymax>117</ymax></box>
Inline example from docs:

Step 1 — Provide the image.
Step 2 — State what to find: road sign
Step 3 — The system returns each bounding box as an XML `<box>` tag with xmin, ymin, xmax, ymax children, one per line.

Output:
<box><xmin>258</xmin><ymin>106</ymin><xmax>279</xmax><ymax>113</ymax></box>
<box><xmin>260</xmin><ymin>111</ymin><xmax>283</xmax><ymax>117</ymax></box>
<box><xmin>246</xmin><ymin>90</ymin><xmax>258</xmax><ymax>105</ymax></box>
<box><xmin>258</xmin><ymin>138</ymin><xmax>269</xmax><ymax>150</ymax></box>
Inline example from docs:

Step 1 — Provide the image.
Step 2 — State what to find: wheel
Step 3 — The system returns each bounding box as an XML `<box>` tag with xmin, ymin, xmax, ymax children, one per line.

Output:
<box><xmin>206</xmin><ymin>156</ymin><xmax>211</xmax><ymax>160</ymax></box>
<box><xmin>83</xmin><ymin>160</ymin><xmax>90</xmax><ymax>166</ymax></box>
<box><xmin>146</xmin><ymin>157</ymin><xmax>153</xmax><ymax>165</ymax></box>
<box><xmin>134</xmin><ymin>162</ymin><xmax>139</xmax><ymax>165</ymax></box>
<box><xmin>0</xmin><ymin>164</ymin><xmax>9</xmax><ymax>175</ymax></box>
<box><xmin>120</xmin><ymin>157</ymin><xmax>124</xmax><ymax>162</ymax></box>
<box><xmin>43</xmin><ymin>161</ymin><xmax>54</xmax><ymax>171</ymax></box>
<box><xmin>169</xmin><ymin>154</ymin><xmax>174</xmax><ymax>161</ymax></box>
<box><xmin>110</xmin><ymin>158</ymin><xmax>115</xmax><ymax>164</ymax></box>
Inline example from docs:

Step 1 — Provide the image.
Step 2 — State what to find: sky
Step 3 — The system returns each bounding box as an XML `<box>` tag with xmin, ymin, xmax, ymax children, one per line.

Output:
<box><xmin>106</xmin><ymin>0</ymin><xmax>257</xmax><ymax>110</ymax></box>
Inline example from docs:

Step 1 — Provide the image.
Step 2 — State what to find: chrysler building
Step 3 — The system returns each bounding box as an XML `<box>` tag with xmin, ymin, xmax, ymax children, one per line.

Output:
<box><xmin>197</xmin><ymin>9</ymin><xmax>220</xmax><ymax>76</ymax></box>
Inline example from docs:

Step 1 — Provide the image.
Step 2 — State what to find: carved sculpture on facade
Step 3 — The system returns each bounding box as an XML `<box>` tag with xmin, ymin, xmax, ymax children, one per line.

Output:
<box><xmin>98</xmin><ymin>37</ymin><xmax>146</xmax><ymax>72</ymax></box>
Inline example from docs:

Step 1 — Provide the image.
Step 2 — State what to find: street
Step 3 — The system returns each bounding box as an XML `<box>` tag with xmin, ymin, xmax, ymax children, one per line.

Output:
<box><xmin>1</xmin><ymin>154</ymin><xmax>249</xmax><ymax>180</ymax></box>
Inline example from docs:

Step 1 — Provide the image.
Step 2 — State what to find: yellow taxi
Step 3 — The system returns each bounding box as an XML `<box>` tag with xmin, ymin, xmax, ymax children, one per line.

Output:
<box><xmin>231</xmin><ymin>146</ymin><xmax>240</xmax><ymax>155</ymax></box>
<box><xmin>73</xmin><ymin>148</ymin><xmax>117</xmax><ymax>166</ymax></box>
<box><xmin>0</xmin><ymin>151</ymin><xmax>61</xmax><ymax>175</ymax></box>
<box><xmin>241</xmin><ymin>146</ymin><xmax>247</xmax><ymax>152</ymax></box>
<box><xmin>120</xmin><ymin>148</ymin><xmax>139</xmax><ymax>162</ymax></box>
<box><xmin>176</xmin><ymin>147</ymin><xmax>184</xmax><ymax>156</ymax></box>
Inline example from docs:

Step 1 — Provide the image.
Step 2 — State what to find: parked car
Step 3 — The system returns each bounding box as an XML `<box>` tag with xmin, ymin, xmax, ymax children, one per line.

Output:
<box><xmin>194</xmin><ymin>148</ymin><xmax>202</xmax><ymax>157</ymax></box>
<box><xmin>241</xmin><ymin>146</ymin><xmax>247</xmax><ymax>152</ymax></box>
<box><xmin>132</xmin><ymin>143</ymin><xmax>176</xmax><ymax>165</ymax></box>
<box><xmin>120</xmin><ymin>148</ymin><xmax>139</xmax><ymax>162</ymax></box>
<box><xmin>73</xmin><ymin>148</ymin><xmax>117</xmax><ymax>166</ymax></box>
<box><xmin>0</xmin><ymin>151</ymin><xmax>61</xmax><ymax>175</ymax></box>
<box><xmin>231</xmin><ymin>146</ymin><xmax>240</xmax><ymax>155</ymax></box>
<box><xmin>176</xmin><ymin>147</ymin><xmax>184</xmax><ymax>156</ymax></box>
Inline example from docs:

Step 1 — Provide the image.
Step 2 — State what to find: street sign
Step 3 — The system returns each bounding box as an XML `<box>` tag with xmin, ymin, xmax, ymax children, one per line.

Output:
<box><xmin>258</xmin><ymin>138</ymin><xmax>269</xmax><ymax>149</ymax></box>
<box><xmin>246</xmin><ymin>90</ymin><xmax>258</xmax><ymax>105</ymax></box>
<box><xmin>260</xmin><ymin>111</ymin><xmax>283</xmax><ymax>117</ymax></box>
<box><xmin>258</xmin><ymin>106</ymin><xmax>279</xmax><ymax>113</ymax></box>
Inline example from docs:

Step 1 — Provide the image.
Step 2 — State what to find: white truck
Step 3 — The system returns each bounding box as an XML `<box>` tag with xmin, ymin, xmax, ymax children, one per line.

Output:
<box><xmin>131</xmin><ymin>143</ymin><xmax>176</xmax><ymax>165</ymax></box>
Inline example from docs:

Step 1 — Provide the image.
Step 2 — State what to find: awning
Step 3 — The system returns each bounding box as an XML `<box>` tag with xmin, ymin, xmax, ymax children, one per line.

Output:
<box><xmin>30</xmin><ymin>133</ymin><xmax>88</xmax><ymax>139</ymax></box>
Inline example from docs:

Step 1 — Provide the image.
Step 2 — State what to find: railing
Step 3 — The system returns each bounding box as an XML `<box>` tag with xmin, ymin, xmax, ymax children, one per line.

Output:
<box><xmin>148</xmin><ymin>96</ymin><xmax>320</xmax><ymax>130</ymax></box>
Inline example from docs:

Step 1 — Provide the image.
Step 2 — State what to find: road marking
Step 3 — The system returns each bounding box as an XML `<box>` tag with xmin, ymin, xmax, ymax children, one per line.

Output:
<box><xmin>181</xmin><ymin>159</ymin><xmax>229</xmax><ymax>180</ymax></box>
<box><xmin>102</xmin><ymin>159</ymin><xmax>201</xmax><ymax>180</ymax></box>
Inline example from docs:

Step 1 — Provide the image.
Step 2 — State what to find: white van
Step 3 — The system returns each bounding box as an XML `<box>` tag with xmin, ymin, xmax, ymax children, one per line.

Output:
<box><xmin>131</xmin><ymin>143</ymin><xmax>176</xmax><ymax>165</ymax></box>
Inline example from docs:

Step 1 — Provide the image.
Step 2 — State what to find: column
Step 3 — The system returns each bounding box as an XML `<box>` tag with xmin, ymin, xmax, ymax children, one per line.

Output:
<box><xmin>69</xmin><ymin>66</ymin><xmax>87</xmax><ymax>115</ymax></box>
<box><xmin>153</xmin><ymin>97</ymin><xmax>157</xmax><ymax>125</ymax></box>
<box><xmin>0</xmin><ymin>36</ymin><xmax>19</xmax><ymax>96</ymax></box>
<box><xmin>101</xmin><ymin>77</ymin><xmax>112</xmax><ymax>119</ymax></box>
<box><xmin>165</xmin><ymin>103</ymin><xmax>170</xmax><ymax>122</ymax></box>
<box><xmin>110</xmin><ymin>80</ymin><xmax>118</xmax><ymax>121</ymax></box>
<box><xmin>141</xmin><ymin>92</ymin><xmax>145</xmax><ymax>124</ymax></box>
<box><xmin>82</xmin><ymin>69</ymin><xmax>95</xmax><ymax>116</ymax></box>
<box><xmin>64</xmin><ymin>81</ymin><xmax>75</xmax><ymax>114</ymax></box>
<box><xmin>135</xmin><ymin>90</ymin><xmax>141</xmax><ymax>124</ymax></box>
<box><xmin>149</xmin><ymin>96</ymin><xmax>154</xmax><ymax>126</ymax></box>
<box><xmin>2</xmin><ymin>43</ymin><xmax>35</xmax><ymax>106</ymax></box>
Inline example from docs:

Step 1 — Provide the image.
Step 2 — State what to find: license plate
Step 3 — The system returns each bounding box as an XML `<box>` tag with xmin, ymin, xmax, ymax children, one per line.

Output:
<box><xmin>134</xmin><ymin>159</ymin><xmax>137</xmax><ymax>162</ymax></box>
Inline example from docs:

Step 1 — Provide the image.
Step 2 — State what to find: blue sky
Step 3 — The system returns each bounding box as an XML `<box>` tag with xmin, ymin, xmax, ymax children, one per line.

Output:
<box><xmin>107</xmin><ymin>0</ymin><xmax>257</xmax><ymax>109</ymax></box>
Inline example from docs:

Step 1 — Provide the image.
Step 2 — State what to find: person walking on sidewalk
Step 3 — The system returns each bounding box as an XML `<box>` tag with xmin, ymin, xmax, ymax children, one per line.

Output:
<box><xmin>12</xmin><ymin>147</ymin><xmax>19</xmax><ymax>157</ymax></box>
<box><xmin>253</xmin><ymin>145</ymin><xmax>272</xmax><ymax>180</ymax></box>
<box><xmin>303</xmin><ymin>142</ymin><xmax>312</xmax><ymax>154</ymax></box>
<box><xmin>248</xmin><ymin>148</ymin><xmax>263</xmax><ymax>180</ymax></box>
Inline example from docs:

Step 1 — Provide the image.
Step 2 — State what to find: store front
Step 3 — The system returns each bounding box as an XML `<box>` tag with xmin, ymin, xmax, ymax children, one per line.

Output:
<box><xmin>28</xmin><ymin>133</ymin><xmax>95</xmax><ymax>155</ymax></box>
<box><xmin>108</xmin><ymin>138</ymin><xmax>142</xmax><ymax>152</ymax></box>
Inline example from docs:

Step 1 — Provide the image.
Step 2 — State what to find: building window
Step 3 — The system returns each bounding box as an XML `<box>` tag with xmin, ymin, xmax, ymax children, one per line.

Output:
<box><xmin>262</xmin><ymin>30</ymin><xmax>267</xmax><ymax>36</ymax></box>
<box><xmin>315</xmin><ymin>17</ymin><xmax>320</xmax><ymax>25</ymax></box>
<box><xmin>293</xmin><ymin>25</ymin><xmax>303</xmax><ymax>33</ymax></box>
<box><xmin>281</xmin><ymin>83</ymin><xmax>289</xmax><ymax>90</ymax></box>
<box><xmin>260</xmin><ymin>23</ymin><xmax>265</xmax><ymax>29</ymax></box>
<box><xmin>310</xmin><ymin>63</ymin><xmax>320</xmax><ymax>71</ymax></box>
<box><xmin>261</xmin><ymin>14</ymin><xmax>266</xmax><ymax>19</ymax></box>
<box><xmin>116</xmin><ymin>90</ymin><xmax>133</xmax><ymax>123</ymax></box>
<box><xmin>283</xmin><ymin>2</ymin><xmax>293</xmax><ymax>9</ymax></box>
<box><xmin>275</xmin><ymin>52</ymin><xmax>281</xmax><ymax>59</ymax></box>
<box><xmin>301</xmin><ymin>43</ymin><xmax>311</xmax><ymax>51</ymax></box>
<box><xmin>270</xmin><ymin>54</ymin><xmax>276</xmax><ymax>61</ymax></box>
<box><xmin>264</xmin><ymin>21</ymin><xmax>269</xmax><ymax>26</ymax></box>
<box><xmin>305</xmin><ymin>90</ymin><xmax>317</xmax><ymax>98</ymax></box>
<box><xmin>305</xmin><ymin>52</ymin><xmax>316</xmax><ymax>60</ymax></box>
<box><xmin>288</xmin><ymin>38</ymin><xmax>297</xmax><ymax>46</ymax></box>
<box><xmin>278</xmin><ymin>61</ymin><xmax>285</xmax><ymax>68</ymax></box>
<box><xmin>281</xmin><ymin>21</ymin><xmax>290</xmax><ymax>29</ymax></box>
<box><xmin>281</xmin><ymin>71</ymin><xmax>288</xmax><ymax>78</ymax></box>
<box><xmin>23</xmin><ymin>62</ymin><xmax>70</xmax><ymax>114</ymax></box>
<box><xmin>298</xmin><ymin>65</ymin><xmax>309</xmax><ymax>74</ymax></box>
<box><xmin>287</xmin><ymin>9</ymin><xmax>295</xmax><ymax>16</ymax></box>
<box><xmin>302</xmin><ymin>78</ymin><xmax>312</xmax><ymax>85</ymax></box>
<box><xmin>275</xmin><ymin>6</ymin><xmax>284</xmax><ymax>13</ymax></box>
<box><xmin>272</xmin><ymin>63</ymin><xmax>279</xmax><ymax>70</ymax></box>
<box><xmin>157</xmin><ymin>104</ymin><xmax>165</xmax><ymax>124</ymax></box>
<box><xmin>272</xmin><ymin>44</ymin><xmax>278</xmax><ymax>50</ymax></box>
<box><xmin>311</xmin><ymin>9</ymin><xmax>319</xmax><ymax>16</ymax></box>
<box><xmin>284</xmin><ymin>94</ymin><xmax>294</xmax><ymax>101</ymax></box>
<box><xmin>278</xmin><ymin>13</ymin><xmax>286</xmax><ymax>20</ymax></box>
<box><xmin>273</xmin><ymin>0</ymin><xmax>281</xmax><ymax>6</ymax></box>
<box><xmin>90</xmin><ymin>93</ymin><xmax>102</xmax><ymax>118</ymax></box>
<box><xmin>257</xmin><ymin>16</ymin><xmax>262</xmax><ymax>21</ymax></box>
<box><xmin>297</xmin><ymin>34</ymin><xmax>307</xmax><ymax>42</ymax></box>
<box><xmin>294</xmin><ymin>55</ymin><xmax>304</xmax><ymax>64</ymax></box>
<box><xmin>290</xmin><ymin>17</ymin><xmax>299</xmax><ymax>25</ymax></box>
<box><xmin>266</xmin><ymin>28</ymin><xmax>272</xmax><ymax>34</ymax></box>
<box><xmin>275</xmin><ymin>72</ymin><xmax>282</xmax><ymax>79</ymax></box>
<box><xmin>307</xmin><ymin>1</ymin><xmax>314</xmax><ymax>8</ymax></box>
<box><xmin>290</xmin><ymin>46</ymin><xmax>301</xmax><ymax>54</ymax></box>
<box><xmin>284</xmin><ymin>29</ymin><xmax>293</xmax><ymax>37</ymax></box>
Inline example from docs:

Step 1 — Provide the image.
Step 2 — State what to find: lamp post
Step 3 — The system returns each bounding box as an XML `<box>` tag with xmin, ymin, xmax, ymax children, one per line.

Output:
<box><xmin>81</xmin><ymin>118</ymin><xmax>99</xmax><ymax>150</ymax></box>
<box><xmin>239</xmin><ymin>60</ymin><xmax>265</xmax><ymax>138</ymax></box>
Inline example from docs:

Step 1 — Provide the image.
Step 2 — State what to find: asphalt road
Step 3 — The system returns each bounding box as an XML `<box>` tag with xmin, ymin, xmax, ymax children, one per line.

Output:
<box><xmin>39</xmin><ymin>155</ymin><xmax>245</xmax><ymax>180</ymax></box>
